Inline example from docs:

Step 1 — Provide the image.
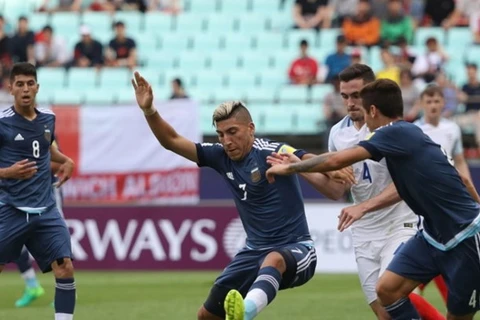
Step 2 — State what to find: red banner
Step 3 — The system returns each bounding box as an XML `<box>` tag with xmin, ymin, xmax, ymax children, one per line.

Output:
<box><xmin>65</xmin><ymin>206</ymin><xmax>244</xmax><ymax>270</ymax></box>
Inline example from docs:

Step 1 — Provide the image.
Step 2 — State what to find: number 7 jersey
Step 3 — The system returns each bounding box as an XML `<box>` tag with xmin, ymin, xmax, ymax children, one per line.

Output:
<box><xmin>0</xmin><ymin>106</ymin><xmax>56</xmax><ymax>212</ymax></box>
<box><xmin>328</xmin><ymin>116</ymin><xmax>418</xmax><ymax>241</ymax></box>
<box><xmin>196</xmin><ymin>138</ymin><xmax>312</xmax><ymax>249</ymax></box>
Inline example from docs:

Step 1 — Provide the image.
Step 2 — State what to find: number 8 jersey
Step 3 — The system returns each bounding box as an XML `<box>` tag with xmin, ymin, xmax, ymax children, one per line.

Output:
<box><xmin>328</xmin><ymin>116</ymin><xmax>418</xmax><ymax>241</ymax></box>
<box><xmin>0</xmin><ymin>106</ymin><xmax>56</xmax><ymax>212</ymax></box>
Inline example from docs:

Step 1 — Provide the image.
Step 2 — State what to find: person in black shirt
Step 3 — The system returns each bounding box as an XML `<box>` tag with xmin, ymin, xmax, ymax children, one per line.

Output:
<box><xmin>72</xmin><ymin>25</ymin><xmax>104</xmax><ymax>68</ymax></box>
<box><xmin>10</xmin><ymin>16</ymin><xmax>35</xmax><ymax>64</ymax></box>
<box><xmin>105</xmin><ymin>21</ymin><xmax>137</xmax><ymax>69</ymax></box>
<box><xmin>293</xmin><ymin>0</ymin><xmax>329</xmax><ymax>30</ymax></box>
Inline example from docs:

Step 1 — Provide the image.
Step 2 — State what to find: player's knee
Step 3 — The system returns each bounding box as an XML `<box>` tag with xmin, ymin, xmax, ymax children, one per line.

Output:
<box><xmin>376</xmin><ymin>279</ymin><xmax>396</xmax><ymax>305</ymax></box>
<box><xmin>197</xmin><ymin>305</ymin><xmax>221</xmax><ymax>320</ymax></box>
<box><xmin>52</xmin><ymin>257</ymin><xmax>74</xmax><ymax>279</ymax></box>
<box><xmin>261</xmin><ymin>251</ymin><xmax>287</xmax><ymax>274</ymax></box>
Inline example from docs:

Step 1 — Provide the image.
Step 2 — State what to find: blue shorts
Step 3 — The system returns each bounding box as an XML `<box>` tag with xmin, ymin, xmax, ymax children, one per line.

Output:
<box><xmin>204</xmin><ymin>242</ymin><xmax>317</xmax><ymax>317</ymax></box>
<box><xmin>0</xmin><ymin>205</ymin><xmax>72</xmax><ymax>273</ymax></box>
<box><xmin>387</xmin><ymin>231</ymin><xmax>480</xmax><ymax>316</ymax></box>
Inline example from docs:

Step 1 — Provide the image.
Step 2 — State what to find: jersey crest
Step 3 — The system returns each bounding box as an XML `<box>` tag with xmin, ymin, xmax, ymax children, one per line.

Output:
<box><xmin>250</xmin><ymin>167</ymin><xmax>261</xmax><ymax>183</ymax></box>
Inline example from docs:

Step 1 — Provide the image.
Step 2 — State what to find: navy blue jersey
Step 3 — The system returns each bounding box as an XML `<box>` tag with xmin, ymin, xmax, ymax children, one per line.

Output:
<box><xmin>196</xmin><ymin>138</ymin><xmax>311</xmax><ymax>249</ymax></box>
<box><xmin>0</xmin><ymin>107</ymin><xmax>56</xmax><ymax>212</ymax></box>
<box><xmin>359</xmin><ymin>121</ymin><xmax>480</xmax><ymax>250</ymax></box>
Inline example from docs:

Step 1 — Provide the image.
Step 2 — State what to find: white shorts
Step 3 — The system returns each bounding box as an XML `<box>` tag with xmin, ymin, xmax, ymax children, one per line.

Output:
<box><xmin>354</xmin><ymin>228</ymin><xmax>417</xmax><ymax>304</ymax></box>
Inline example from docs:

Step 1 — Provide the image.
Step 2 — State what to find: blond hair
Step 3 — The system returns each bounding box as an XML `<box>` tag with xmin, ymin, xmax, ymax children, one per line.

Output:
<box><xmin>212</xmin><ymin>101</ymin><xmax>252</xmax><ymax>126</ymax></box>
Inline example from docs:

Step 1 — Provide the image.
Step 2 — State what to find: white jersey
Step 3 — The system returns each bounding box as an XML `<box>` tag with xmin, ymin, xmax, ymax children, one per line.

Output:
<box><xmin>414</xmin><ymin>117</ymin><xmax>463</xmax><ymax>159</ymax></box>
<box><xmin>328</xmin><ymin>116</ymin><xmax>418</xmax><ymax>241</ymax></box>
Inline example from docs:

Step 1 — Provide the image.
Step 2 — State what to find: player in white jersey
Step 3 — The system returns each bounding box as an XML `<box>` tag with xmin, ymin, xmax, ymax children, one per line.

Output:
<box><xmin>269</xmin><ymin>64</ymin><xmax>444</xmax><ymax>320</ymax></box>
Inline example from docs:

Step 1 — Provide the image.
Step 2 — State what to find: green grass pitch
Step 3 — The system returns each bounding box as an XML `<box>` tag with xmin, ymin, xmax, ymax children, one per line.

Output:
<box><xmin>0</xmin><ymin>271</ymin><xmax>452</xmax><ymax>319</ymax></box>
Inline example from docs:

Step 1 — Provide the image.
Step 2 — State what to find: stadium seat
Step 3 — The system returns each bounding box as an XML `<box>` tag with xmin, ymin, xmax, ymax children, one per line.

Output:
<box><xmin>144</xmin><ymin>12</ymin><xmax>173</xmax><ymax>32</ymax></box>
<box><xmin>177</xmin><ymin>52</ymin><xmax>209</xmax><ymax>71</ymax></box>
<box><xmin>36</xmin><ymin>87</ymin><xmax>53</xmax><ymax>105</ymax></box>
<box><xmin>188</xmin><ymin>88</ymin><xmax>215</xmax><ymax>103</ymax></box>
<box><xmin>465</xmin><ymin>46</ymin><xmax>480</xmax><ymax>66</ymax></box>
<box><xmin>113</xmin><ymin>11</ymin><xmax>143</xmax><ymax>33</ymax></box>
<box><xmin>258</xmin><ymin>70</ymin><xmax>288</xmax><ymax>88</ymax></box>
<box><xmin>192</xmin><ymin>71</ymin><xmax>226</xmax><ymax>89</ymax></box>
<box><xmin>244</xmin><ymin>87</ymin><xmax>277</xmax><ymax>103</ymax></box>
<box><xmin>311</xmin><ymin>84</ymin><xmax>334</xmax><ymax>103</ymax></box>
<box><xmin>212</xmin><ymin>88</ymin><xmax>247</xmax><ymax>103</ymax></box>
<box><xmin>415</xmin><ymin>27</ymin><xmax>445</xmax><ymax>46</ymax></box>
<box><xmin>227</xmin><ymin>71</ymin><xmax>258</xmax><ymax>88</ymax></box>
<box><xmin>37</xmin><ymin>68</ymin><xmax>67</xmax><ymax>88</ymax></box>
<box><xmin>252</xmin><ymin>0</ymin><xmax>282</xmax><ymax>13</ymax></box>
<box><xmin>237</xmin><ymin>14</ymin><xmax>269</xmax><ymax>34</ymax></box>
<box><xmin>98</xmin><ymin>68</ymin><xmax>131</xmax><ymax>89</ymax></box>
<box><xmin>277</xmin><ymin>85</ymin><xmax>310</xmax><ymax>103</ymax></box>
<box><xmin>240</xmin><ymin>53</ymin><xmax>272</xmax><ymax>70</ymax></box>
<box><xmin>66</xmin><ymin>68</ymin><xmax>99</xmax><ymax>89</ymax></box>
<box><xmin>286</xmin><ymin>30</ymin><xmax>319</xmax><ymax>49</ymax></box>
<box><xmin>223</xmin><ymin>34</ymin><xmax>254</xmax><ymax>50</ymax></box>
<box><xmin>201</xmin><ymin>106</ymin><xmax>215</xmax><ymax>133</ymax></box>
<box><xmin>207</xmin><ymin>53</ymin><xmax>240</xmax><ymax>70</ymax></box>
<box><xmin>84</xmin><ymin>88</ymin><xmax>115</xmax><ymax>105</ymax></box>
<box><xmin>1</xmin><ymin>1</ymin><xmax>34</xmax><ymax>21</ymax></box>
<box><xmin>188</xmin><ymin>0</ymin><xmax>219</xmax><ymax>13</ymax></box>
<box><xmin>82</xmin><ymin>12</ymin><xmax>113</xmax><ymax>32</ymax></box>
<box><xmin>50</xmin><ymin>13</ymin><xmax>81</xmax><ymax>36</ymax></box>
<box><xmin>219</xmin><ymin>0</ymin><xmax>250</xmax><ymax>14</ymax></box>
<box><xmin>263</xmin><ymin>109</ymin><xmax>295</xmax><ymax>134</ymax></box>
<box><xmin>205</xmin><ymin>15</ymin><xmax>236</xmax><ymax>33</ymax></box>
<box><xmin>320</xmin><ymin>28</ymin><xmax>340</xmax><ymax>47</ymax></box>
<box><xmin>268</xmin><ymin>12</ymin><xmax>293</xmax><ymax>31</ymax></box>
<box><xmin>192</xmin><ymin>35</ymin><xmax>222</xmax><ymax>52</ymax></box>
<box><xmin>28</xmin><ymin>13</ymin><xmax>50</xmax><ymax>32</ymax></box>
<box><xmin>294</xmin><ymin>109</ymin><xmax>322</xmax><ymax>134</ymax></box>
<box><xmin>253</xmin><ymin>33</ymin><xmax>287</xmax><ymax>51</ymax></box>
<box><xmin>446</xmin><ymin>28</ymin><xmax>472</xmax><ymax>49</ymax></box>
<box><xmin>174</xmin><ymin>14</ymin><xmax>207</xmax><ymax>32</ymax></box>
<box><xmin>52</xmin><ymin>89</ymin><xmax>84</xmax><ymax>105</ymax></box>
<box><xmin>159</xmin><ymin>34</ymin><xmax>190</xmax><ymax>52</ymax></box>
<box><xmin>115</xmin><ymin>89</ymin><xmax>136</xmax><ymax>104</ymax></box>
<box><xmin>272</xmin><ymin>51</ymin><xmax>297</xmax><ymax>72</ymax></box>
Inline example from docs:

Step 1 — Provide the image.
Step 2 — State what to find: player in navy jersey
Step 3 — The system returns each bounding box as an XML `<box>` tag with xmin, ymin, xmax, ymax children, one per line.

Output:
<box><xmin>267</xmin><ymin>78</ymin><xmax>480</xmax><ymax>320</ymax></box>
<box><xmin>131</xmin><ymin>72</ymin><xmax>350</xmax><ymax>320</ymax></box>
<box><xmin>12</xmin><ymin>139</ymin><xmax>66</xmax><ymax>308</ymax></box>
<box><xmin>0</xmin><ymin>62</ymin><xmax>76</xmax><ymax>320</ymax></box>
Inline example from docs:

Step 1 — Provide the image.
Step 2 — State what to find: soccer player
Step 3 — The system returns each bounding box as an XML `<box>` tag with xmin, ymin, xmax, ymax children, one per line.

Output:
<box><xmin>270</xmin><ymin>64</ymin><xmax>444</xmax><ymax>320</ymax></box>
<box><xmin>267</xmin><ymin>78</ymin><xmax>480</xmax><ymax>320</ymax></box>
<box><xmin>131</xmin><ymin>71</ymin><xmax>349</xmax><ymax>320</ymax></box>
<box><xmin>12</xmin><ymin>140</ymin><xmax>65</xmax><ymax>308</ymax></box>
<box><xmin>0</xmin><ymin>62</ymin><xmax>76</xmax><ymax>320</ymax></box>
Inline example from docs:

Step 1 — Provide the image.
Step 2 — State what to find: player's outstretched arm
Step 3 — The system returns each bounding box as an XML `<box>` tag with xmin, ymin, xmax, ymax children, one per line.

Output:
<box><xmin>337</xmin><ymin>182</ymin><xmax>402</xmax><ymax>232</ymax></box>
<box><xmin>266</xmin><ymin>146</ymin><xmax>371</xmax><ymax>182</ymax></box>
<box><xmin>267</xmin><ymin>152</ymin><xmax>350</xmax><ymax>200</ymax></box>
<box><xmin>132</xmin><ymin>72</ymin><xmax>198</xmax><ymax>163</ymax></box>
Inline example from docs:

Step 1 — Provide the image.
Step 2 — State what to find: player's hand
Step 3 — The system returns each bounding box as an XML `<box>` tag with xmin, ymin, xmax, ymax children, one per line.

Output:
<box><xmin>337</xmin><ymin>204</ymin><xmax>366</xmax><ymax>232</ymax></box>
<box><xmin>132</xmin><ymin>71</ymin><xmax>154</xmax><ymax>111</ymax></box>
<box><xmin>5</xmin><ymin>159</ymin><xmax>37</xmax><ymax>180</ymax></box>
<box><xmin>55</xmin><ymin>159</ymin><xmax>74</xmax><ymax>188</ymax></box>
<box><xmin>266</xmin><ymin>164</ymin><xmax>294</xmax><ymax>183</ymax></box>
<box><xmin>266</xmin><ymin>152</ymin><xmax>301</xmax><ymax>166</ymax></box>
<box><xmin>325</xmin><ymin>167</ymin><xmax>356</xmax><ymax>185</ymax></box>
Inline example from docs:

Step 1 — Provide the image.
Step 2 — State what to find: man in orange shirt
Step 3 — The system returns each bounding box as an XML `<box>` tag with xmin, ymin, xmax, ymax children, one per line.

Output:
<box><xmin>342</xmin><ymin>0</ymin><xmax>380</xmax><ymax>47</ymax></box>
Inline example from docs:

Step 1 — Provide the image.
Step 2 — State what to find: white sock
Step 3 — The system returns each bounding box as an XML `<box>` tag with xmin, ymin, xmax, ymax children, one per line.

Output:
<box><xmin>55</xmin><ymin>313</ymin><xmax>73</xmax><ymax>320</ymax></box>
<box><xmin>21</xmin><ymin>268</ymin><xmax>36</xmax><ymax>280</ymax></box>
<box><xmin>244</xmin><ymin>288</ymin><xmax>269</xmax><ymax>320</ymax></box>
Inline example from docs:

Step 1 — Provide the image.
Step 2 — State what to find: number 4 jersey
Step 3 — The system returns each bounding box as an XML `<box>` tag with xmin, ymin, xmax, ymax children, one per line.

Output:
<box><xmin>196</xmin><ymin>138</ymin><xmax>312</xmax><ymax>250</ymax></box>
<box><xmin>0</xmin><ymin>106</ymin><xmax>56</xmax><ymax>212</ymax></box>
<box><xmin>328</xmin><ymin>116</ymin><xmax>418</xmax><ymax>241</ymax></box>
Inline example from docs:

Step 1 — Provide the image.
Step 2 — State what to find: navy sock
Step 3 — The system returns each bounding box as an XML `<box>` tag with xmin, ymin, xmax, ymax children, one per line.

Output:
<box><xmin>385</xmin><ymin>297</ymin><xmax>421</xmax><ymax>320</ymax></box>
<box><xmin>55</xmin><ymin>278</ymin><xmax>76</xmax><ymax>316</ymax></box>
<box><xmin>15</xmin><ymin>248</ymin><xmax>32</xmax><ymax>274</ymax></box>
<box><xmin>244</xmin><ymin>266</ymin><xmax>282</xmax><ymax>320</ymax></box>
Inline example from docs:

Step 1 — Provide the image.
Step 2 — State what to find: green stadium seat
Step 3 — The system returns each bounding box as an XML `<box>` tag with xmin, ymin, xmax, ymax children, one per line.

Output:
<box><xmin>141</xmin><ymin>53</ymin><xmax>175</xmax><ymax>70</ymax></box>
<box><xmin>115</xmin><ymin>89</ymin><xmax>136</xmax><ymax>104</ymax></box>
<box><xmin>368</xmin><ymin>46</ymin><xmax>383</xmax><ymax>72</ymax></box>
<box><xmin>286</xmin><ymin>30</ymin><xmax>319</xmax><ymax>49</ymax></box>
<box><xmin>294</xmin><ymin>108</ymin><xmax>322</xmax><ymax>134</ymax></box>
<box><xmin>114</xmin><ymin>11</ymin><xmax>143</xmax><ymax>33</ymax></box>
<box><xmin>212</xmin><ymin>88</ymin><xmax>247</xmax><ymax>103</ymax></box>
<box><xmin>263</xmin><ymin>109</ymin><xmax>295</xmax><ymax>134</ymax></box>
<box><xmin>268</xmin><ymin>11</ymin><xmax>294</xmax><ymax>31</ymax></box>
<box><xmin>253</xmin><ymin>33</ymin><xmax>286</xmax><ymax>51</ymax></box>
<box><xmin>66</xmin><ymin>68</ymin><xmax>99</xmax><ymax>89</ymax></box>
<box><xmin>201</xmin><ymin>106</ymin><xmax>215</xmax><ymax>134</ymax></box>
<box><xmin>188</xmin><ymin>0</ymin><xmax>219</xmax><ymax>14</ymax></box>
<box><xmin>192</xmin><ymin>35</ymin><xmax>222</xmax><ymax>51</ymax></box>
<box><xmin>36</xmin><ymin>87</ymin><xmax>53</xmax><ymax>105</ymax></box>
<box><xmin>310</xmin><ymin>48</ymin><xmax>332</xmax><ymax>63</ymax></box>
<box><xmin>95</xmin><ymin>31</ymin><xmax>114</xmax><ymax>46</ymax></box>
<box><xmin>37</xmin><ymin>68</ymin><xmax>66</xmax><ymax>88</ymax></box>
<box><xmin>174</xmin><ymin>14</ymin><xmax>207</xmax><ymax>32</ymax></box>
<box><xmin>177</xmin><ymin>52</ymin><xmax>209</xmax><ymax>70</ymax></box>
<box><xmin>240</xmin><ymin>53</ymin><xmax>272</xmax><ymax>70</ymax></box>
<box><xmin>2</xmin><ymin>1</ymin><xmax>35</xmax><ymax>21</ymax></box>
<box><xmin>320</xmin><ymin>28</ymin><xmax>340</xmax><ymax>47</ymax></box>
<box><xmin>465</xmin><ymin>46</ymin><xmax>480</xmax><ymax>66</ymax></box>
<box><xmin>84</xmin><ymin>88</ymin><xmax>115</xmax><ymax>104</ymax></box>
<box><xmin>271</xmin><ymin>51</ymin><xmax>296</xmax><ymax>71</ymax></box>
<box><xmin>244</xmin><ymin>87</ymin><xmax>277</xmax><ymax>103</ymax></box>
<box><xmin>446</xmin><ymin>28</ymin><xmax>472</xmax><ymax>49</ymax></box>
<box><xmin>144</xmin><ymin>12</ymin><xmax>173</xmax><ymax>32</ymax></box>
<box><xmin>227</xmin><ymin>71</ymin><xmax>258</xmax><ymax>88</ymax></box>
<box><xmin>415</xmin><ymin>27</ymin><xmax>445</xmax><ymax>46</ymax></box>
<box><xmin>159</xmin><ymin>34</ymin><xmax>190</xmax><ymax>51</ymax></box>
<box><xmin>277</xmin><ymin>85</ymin><xmax>310</xmax><ymax>103</ymax></box>
<box><xmin>208</xmin><ymin>53</ymin><xmax>240</xmax><ymax>70</ymax></box>
<box><xmin>188</xmin><ymin>88</ymin><xmax>215</xmax><ymax>103</ymax></box>
<box><xmin>205</xmin><ymin>15</ymin><xmax>236</xmax><ymax>33</ymax></box>
<box><xmin>311</xmin><ymin>84</ymin><xmax>334</xmax><ymax>102</ymax></box>
<box><xmin>50</xmin><ymin>13</ymin><xmax>80</xmax><ymax>35</ymax></box>
<box><xmin>52</xmin><ymin>89</ymin><xmax>84</xmax><ymax>105</ymax></box>
<box><xmin>223</xmin><ymin>34</ymin><xmax>253</xmax><ymax>50</ymax></box>
<box><xmin>99</xmin><ymin>68</ymin><xmax>130</xmax><ymax>89</ymax></box>
<box><xmin>252</xmin><ymin>0</ymin><xmax>282</xmax><ymax>13</ymax></box>
<box><xmin>237</xmin><ymin>15</ymin><xmax>268</xmax><ymax>34</ymax></box>
<box><xmin>258</xmin><ymin>70</ymin><xmax>288</xmax><ymax>88</ymax></box>
<box><xmin>28</xmin><ymin>13</ymin><xmax>50</xmax><ymax>32</ymax></box>
<box><xmin>192</xmin><ymin>71</ymin><xmax>226</xmax><ymax>88</ymax></box>
<box><xmin>219</xmin><ymin>0</ymin><xmax>249</xmax><ymax>13</ymax></box>
<box><xmin>82</xmin><ymin>12</ymin><xmax>113</xmax><ymax>31</ymax></box>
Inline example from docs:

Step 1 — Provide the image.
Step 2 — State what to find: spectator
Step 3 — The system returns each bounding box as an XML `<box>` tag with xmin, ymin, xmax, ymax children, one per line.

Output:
<box><xmin>72</xmin><ymin>25</ymin><xmax>104</xmax><ymax>68</ymax></box>
<box><xmin>0</xmin><ymin>75</ymin><xmax>13</xmax><ymax>105</ymax></box>
<box><xmin>395</xmin><ymin>36</ymin><xmax>416</xmax><ymax>68</ymax></box>
<box><xmin>89</xmin><ymin>0</ymin><xmax>117</xmax><ymax>11</ymax></box>
<box><xmin>376</xmin><ymin>50</ymin><xmax>400</xmax><ymax>84</ymax></box>
<box><xmin>0</xmin><ymin>16</ymin><xmax>11</xmax><ymax>68</ymax></box>
<box><xmin>350</xmin><ymin>48</ymin><xmax>363</xmax><ymax>65</ymax></box>
<box><xmin>100</xmin><ymin>0</ymin><xmax>148</xmax><ymax>12</ymax></box>
<box><xmin>292</xmin><ymin>0</ymin><xmax>329</xmax><ymax>30</ymax></box>
<box><xmin>105</xmin><ymin>21</ymin><xmax>137</xmax><ymax>69</ymax></box>
<box><xmin>324</xmin><ymin>35</ymin><xmax>351</xmax><ymax>83</ymax></box>
<box><xmin>443</xmin><ymin>0</ymin><xmax>480</xmax><ymax>44</ymax></box>
<box><xmin>342</xmin><ymin>0</ymin><xmax>380</xmax><ymax>47</ymax></box>
<box><xmin>411</xmin><ymin>37</ymin><xmax>448</xmax><ymax>84</ymax></box>
<box><xmin>170</xmin><ymin>78</ymin><xmax>188</xmax><ymax>100</ymax></box>
<box><xmin>10</xmin><ymin>17</ymin><xmax>35</xmax><ymax>64</ymax></box>
<box><xmin>288</xmin><ymin>39</ymin><xmax>318</xmax><ymax>85</ymax></box>
<box><xmin>381</xmin><ymin>0</ymin><xmax>414</xmax><ymax>45</ymax></box>
<box><xmin>457</xmin><ymin>63</ymin><xmax>480</xmax><ymax>149</ymax></box>
<box><xmin>423</xmin><ymin>0</ymin><xmax>455</xmax><ymax>26</ymax></box>
<box><xmin>148</xmin><ymin>0</ymin><xmax>182</xmax><ymax>14</ymax></box>
<box><xmin>323</xmin><ymin>78</ymin><xmax>347</xmax><ymax>129</ymax></box>
<box><xmin>39</xmin><ymin>0</ymin><xmax>82</xmax><ymax>12</ymax></box>
<box><xmin>434</xmin><ymin>72</ymin><xmax>458</xmax><ymax>118</ymax></box>
<box><xmin>324</xmin><ymin>0</ymin><xmax>358</xmax><ymax>28</ymax></box>
<box><xmin>400</xmin><ymin>69</ymin><xmax>421</xmax><ymax>122</ymax></box>
<box><xmin>35</xmin><ymin>26</ymin><xmax>69</xmax><ymax>68</ymax></box>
